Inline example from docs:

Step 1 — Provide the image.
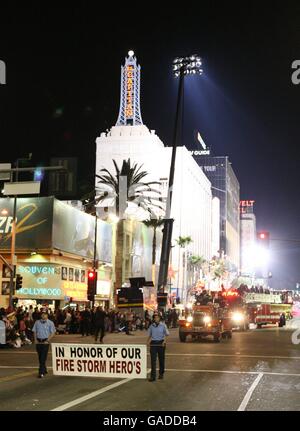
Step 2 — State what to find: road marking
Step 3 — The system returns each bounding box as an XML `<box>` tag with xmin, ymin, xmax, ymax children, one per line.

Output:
<box><xmin>2</xmin><ymin>366</ymin><xmax>300</xmax><ymax>378</ymax></box>
<box><xmin>164</xmin><ymin>368</ymin><xmax>300</xmax><ymax>377</ymax></box>
<box><xmin>2</xmin><ymin>351</ymin><xmax>300</xmax><ymax>361</ymax></box>
<box><xmin>51</xmin><ymin>368</ymin><xmax>151</xmax><ymax>411</ymax></box>
<box><xmin>237</xmin><ymin>373</ymin><xmax>264</xmax><ymax>411</ymax></box>
<box><xmin>51</xmin><ymin>379</ymin><xmax>133</xmax><ymax>411</ymax></box>
<box><xmin>0</xmin><ymin>370</ymin><xmax>37</xmax><ymax>382</ymax></box>
<box><xmin>164</xmin><ymin>353</ymin><xmax>300</xmax><ymax>360</ymax></box>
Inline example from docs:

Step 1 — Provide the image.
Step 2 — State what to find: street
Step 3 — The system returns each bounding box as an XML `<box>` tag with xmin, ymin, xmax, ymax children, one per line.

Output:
<box><xmin>1</xmin><ymin>327</ymin><xmax>300</xmax><ymax>411</ymax></box>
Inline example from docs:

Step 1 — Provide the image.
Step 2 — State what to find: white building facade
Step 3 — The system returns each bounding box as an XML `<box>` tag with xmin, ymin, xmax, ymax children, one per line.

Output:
<box><xmin>95</xmin><ymin>51</ymin><xmax>218</xmax><ymax>298</ymax></box>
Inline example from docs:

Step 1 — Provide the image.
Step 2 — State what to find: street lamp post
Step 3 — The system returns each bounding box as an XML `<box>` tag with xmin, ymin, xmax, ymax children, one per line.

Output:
<box><xmin>158</xmin><ymin>55</ymin><xmax>203</xmax><ymax>298</ymax></box>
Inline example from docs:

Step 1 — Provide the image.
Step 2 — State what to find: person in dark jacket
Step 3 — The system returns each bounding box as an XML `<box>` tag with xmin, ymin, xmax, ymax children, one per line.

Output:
<box><xmin>80</xmin><ymin>307</ymin><xmax>91</xmax><ymax>336</ymax></box>
<box><xmin>94</xmin><ymin>306</ymin><xmax>107</xmax><ymax>343</ymax></box>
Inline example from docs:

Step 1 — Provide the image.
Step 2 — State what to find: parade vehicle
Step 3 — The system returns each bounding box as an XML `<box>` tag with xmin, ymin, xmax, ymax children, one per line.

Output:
<box><xmin>221</xmin><ymin>290</ymin><xmax>250</xmax><ymax>331</ymax></box>
<box><xmin>116</xmin><ymin>277</ymin><xmax>157</xmax><ymax>314</ymax></box>
<box><xmin>178</xmin><ymin>299</ymin><xmax>232</xmax><ymax>343</ymax></box>
<box><xmin>230</xmin><ymin>287</ymin><xmax>293</xmax><ymax>328</ymax></box>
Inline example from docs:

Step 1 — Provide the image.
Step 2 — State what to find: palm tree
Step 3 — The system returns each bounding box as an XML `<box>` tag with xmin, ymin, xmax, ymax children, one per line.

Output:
<box><xmin>96</xmin><ymin>159</ymin><xmax>163</xmax><ymax>217</ymax></box>
<box><xmin>175</xmin><ymin>236</ymin><xmax>193</xmax><ymax>302</ymax></box>
<box><xmin>142</xmin><ymin>218</ymin><xmax>165</xmax><ymax>287</ymax></box>
<box><xmin>142</xmin><ymin>218</ymin><xmax>165</xmax><ymax>265</ymax></box>
<box><xmin>175</xmin><ymin>236</ymin><xmax>193</xmax><ymax>248</ymax></box>
<box><xmin>188</xmin><ymin>255</ymin><xmax>206</xmax><ymax>283</ymax></box>
<box><xmin>209</xmin><ymin>257</ymin><xmax>229</xmax><ymax>291</ymax></box>
<box><xmin>94</xmin><ymin>159</ymin><xmax>163</xmax><ymax>295</ymax></box>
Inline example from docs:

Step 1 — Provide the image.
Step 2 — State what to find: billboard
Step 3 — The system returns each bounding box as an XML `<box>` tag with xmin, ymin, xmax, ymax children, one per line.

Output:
<box><xmin>52</xmin><ymin>199</ymin><xmax>112</xmax><ymax>262</ymax></box>
<box><xmin>0</xmin><ymin>197</ymin><xmax>112</xmax><ymax>262</ymax></box>
<box><xmin>0</xmin><ymin>197</ymin><xmax>53</xmax><ymax>251</ymax></box>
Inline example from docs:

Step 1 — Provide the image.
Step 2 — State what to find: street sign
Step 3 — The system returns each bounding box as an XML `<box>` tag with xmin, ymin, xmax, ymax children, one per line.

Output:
<box><xmin>0</xmin><ymin>320</ymin><xmax>6</xmax><ymax>344</ymax></box>
<box><xmin>3</xmin><ymin>181</ymin><xmax>41</xmax><ymax>195</ymax></box>
<box><xmin>51</xmin><ymin>343</ymin><xmax>147</xmax><ymax>379</ymax></box>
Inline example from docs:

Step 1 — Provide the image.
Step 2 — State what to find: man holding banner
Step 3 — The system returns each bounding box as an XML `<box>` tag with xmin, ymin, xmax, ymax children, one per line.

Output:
<box><xmin>147</xmin><ymin>312</ymin><xmax>169</xmax><ymax>382</ymax></box>
<box><xmin>32</xmin><ymin>312</ymin><xmax>56</xmax><ymax>378</ymax></box>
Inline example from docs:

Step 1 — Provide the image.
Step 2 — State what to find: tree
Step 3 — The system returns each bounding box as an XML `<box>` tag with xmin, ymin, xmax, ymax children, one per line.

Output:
<box><xmin>94</xmin><ymin>159</ymin><xmax>163</xmax><ymax>295</ymax></box>
<box><xmin>187</xmin><ymin>255</ymin><xmax>206</xmax><ymax>300</ymax></box>
<box><xmin>209</xmin><ymin>257</ymin><xmax>229</xmax><ymax>290</ymax></box>
<box><xmin>96</xmin><ymin>159</ymin><xmax>163</xmax><ymax>217</ymax></box>
<box><xmin>175</xmin><ymin>236</ymin><xmax>193</xmax><ymax>248</ymax></box>
<box><xmin>175</xmin><ymin>236</ymin><xmax>193</xmax><ymax>302</ymax></box>
<box><xmin>142</xmin><ymin>218</ymin><xmax>165</xmax><ymax>265</ymax></box>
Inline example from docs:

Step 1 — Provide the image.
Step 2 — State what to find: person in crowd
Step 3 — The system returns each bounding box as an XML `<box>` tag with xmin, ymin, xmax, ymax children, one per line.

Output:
<box><xmin>94</xmin><ymin>306</ymin><xmax>107</xmax><ymax>343</ymax></box>
<box><xmin>145</xmin><ymin>310</ymin><xmax>151</xmax><ymax>329</ymax></box>
<box><xmin>125</xmin><ymin>309</ymin><xmax>134</xmax><ymax>335</ymax></box>
<box><xmin>32</xmin><ymin>307</ymin><xmax>40</xmax><ymax>322</ymax></box>
<box><xmin>171</xmin><ymin>308</ymin><xmax>178</xmax><ymax>328</ymax></box>
<box><xmin>80</xmin><ymin>306</ymin><xmax>91</xmax><ymax>336</ymax></box>
<box><xmin>64</xmin><ymin>308</ymin><xmax>72</xmax><ymax>333</ymax></box>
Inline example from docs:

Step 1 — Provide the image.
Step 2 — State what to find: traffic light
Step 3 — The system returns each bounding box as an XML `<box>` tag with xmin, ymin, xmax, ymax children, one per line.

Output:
<box><xmin>87</xmin><ymin>269</ymin><xmax>97</xmax><ymax>301</ymax></box>
<box><xmin>257</xmin><ymin>231</ymin><xmax>270</xmax><ymax>248</ymax></box>
<box><xmin>15</xmin><ymin>274</ymin><xmax>23</xmax><ymax>291</ymax></box>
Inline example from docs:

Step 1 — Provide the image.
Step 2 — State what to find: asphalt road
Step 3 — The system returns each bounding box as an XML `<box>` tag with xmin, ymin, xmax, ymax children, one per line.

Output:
<box><xmin>0</xmin><ymin>327</ymin><xmax>300</xmax><ymax>411</ymax></box>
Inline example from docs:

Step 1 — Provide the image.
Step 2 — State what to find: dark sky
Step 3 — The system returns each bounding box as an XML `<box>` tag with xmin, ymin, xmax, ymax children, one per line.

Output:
<box><xmin>0</xmin><ymin>3</ymin><xmax>300</xmax><ymax>289</ymax></box>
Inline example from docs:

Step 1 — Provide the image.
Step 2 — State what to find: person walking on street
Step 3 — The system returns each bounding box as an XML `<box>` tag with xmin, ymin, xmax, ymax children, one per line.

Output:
<box><xmin>32</xmin><ymin>312</ymin><xmax>56</xmax><ymax>378</ymax></box>
<box><xmin>94</xmin><ymin>306</ymin><xmax>107</xmax><ymax>343</ymax></box>
<box><xmin>125</xmin><ymin>309</ymin><xmax>133</xmax><ymax>335</ymax></box>
<box><xmin>147</xmin><ymin>312</ymin><xmax>169</xmax><ymax>382</ymax></box>
<box><xmin>80</xmin><ymin>306</ymin><xmax>91</xmax><ymax>336</ymax></box>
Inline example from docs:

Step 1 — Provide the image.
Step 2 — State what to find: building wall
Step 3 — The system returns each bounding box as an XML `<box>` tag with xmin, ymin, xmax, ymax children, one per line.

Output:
<box><xmin>211</xmin><ymin>197</ymin><xmax>220</xmax><ymax>257</ymax></box>
<box><xmin>192</xmin><ymin>155</ymin><xmax>240</xmax><ymax>270</ymax></box>
<box><xmin>240</xmin><ymin>213</ymin><xmax>257</xmax><ymax>275</ymax></box>
<box><xmin>96</xmin><ymin>126</ymin><xmax>213</xmax><ymax>261</ymax></box>
<box><xmin>226</xmin><ymin>160</ymin><xmax>240</xmax><ymax>270</ymax></box>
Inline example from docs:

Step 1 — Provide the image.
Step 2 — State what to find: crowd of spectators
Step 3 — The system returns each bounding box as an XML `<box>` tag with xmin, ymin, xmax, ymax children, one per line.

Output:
<box><xmin>0</xmin><ymin>305</ymin><xmax>180</xmax><ymax>348</ymax></box>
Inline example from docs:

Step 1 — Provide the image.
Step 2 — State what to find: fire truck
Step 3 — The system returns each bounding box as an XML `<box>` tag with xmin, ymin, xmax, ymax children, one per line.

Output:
<box><xmin>220</xmin><ymin>289</ymin><xmax>250</xmax><ymax>331</ymax></box>
<box><xmin>244</xmin><ymin>290</ymin><xmax>293</xmax><ymax>328</ymax></box>
<box><xmin>178</xmin><ymin>296</ymin><xmax>232</xmax><ymax>343</ymax></box>
<box><xmin>227</xmin><ymin>287</ymin><xmax>294</xmax><ymax>328</ymax></box>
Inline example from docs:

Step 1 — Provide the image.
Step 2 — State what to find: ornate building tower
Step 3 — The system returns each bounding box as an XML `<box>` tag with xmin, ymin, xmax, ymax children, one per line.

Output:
<box><xmin>116</xmin><ymin>50</ymin><xmax>143</xmax><ymax>126</ymax></box>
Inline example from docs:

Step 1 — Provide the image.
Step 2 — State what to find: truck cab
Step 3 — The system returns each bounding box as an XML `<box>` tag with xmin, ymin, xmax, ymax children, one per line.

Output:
<box><xmin>179</xmin><ymin>302</ymin><xmax>232</xmax><ymax>343</ymax></box>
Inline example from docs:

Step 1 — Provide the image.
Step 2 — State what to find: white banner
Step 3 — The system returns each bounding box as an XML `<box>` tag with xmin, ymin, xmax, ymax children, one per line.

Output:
<box><xmin>51</xmin><ymin>343</ymin><xmax>147</xmax><ymax>379</ymax></box>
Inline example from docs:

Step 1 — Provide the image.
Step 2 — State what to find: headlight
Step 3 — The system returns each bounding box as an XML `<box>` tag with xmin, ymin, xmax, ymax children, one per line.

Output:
<box><xmin>232</xmin><ymin>312</ymin><xmax>244</xmax><ymax>323</ymax></box>
<box><xmin>203</xmin><ymin>316</ymin><xmax>211</xmax><ymax>324</ymax></box>
<box><xmin>187</xmin><ymin>316</ymin><xmax>193</xmax><ymax>323</ymax></box>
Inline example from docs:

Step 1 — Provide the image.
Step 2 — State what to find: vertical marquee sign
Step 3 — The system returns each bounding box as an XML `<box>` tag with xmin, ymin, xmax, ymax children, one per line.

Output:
<box><xmin>125</xmin><ymin>64</ymin><xmax>134</xmax><ymax>119</ymax></box>
<box><xmin>116</xmin><ymin>50</ymin><xmax>143</xmax><ymax>126</ymax></box>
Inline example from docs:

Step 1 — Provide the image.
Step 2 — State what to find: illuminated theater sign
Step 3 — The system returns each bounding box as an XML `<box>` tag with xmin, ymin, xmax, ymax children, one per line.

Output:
<box><xmin>125</xmin><ymin>64</ymin><xmax>134</xmax><ymax>119</ymax></box>
<box><xmin>116</xmin><ymin>50</ymin><xmax>143</xmax><ymax>126</ymax></box>
<box><xmin>16</xmin><ymin>263</ymin><xmax>64</xmax><ymax>299</ymax></box>
<box><xmin>240</xmin><ymin>200</ymin><xmax>255</xmax><ymax>214</ymax></box>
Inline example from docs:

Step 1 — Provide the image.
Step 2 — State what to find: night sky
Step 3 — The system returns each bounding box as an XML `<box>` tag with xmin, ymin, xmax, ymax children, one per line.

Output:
<box><xmin>0</xmin><ymin>3</ymin><xmax>300</xmax><ymax>289</ymax></box>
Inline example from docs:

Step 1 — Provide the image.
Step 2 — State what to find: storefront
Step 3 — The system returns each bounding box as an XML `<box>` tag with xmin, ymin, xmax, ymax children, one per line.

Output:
<box><xmin>95</xmin><ymin>278</ymin><xmax>112</xmax><ymax>309</ymax></box>
<box><xmin>0</xmin><ymin>197</ymin><xmax>113</xmax><ymax>309</ymax></box>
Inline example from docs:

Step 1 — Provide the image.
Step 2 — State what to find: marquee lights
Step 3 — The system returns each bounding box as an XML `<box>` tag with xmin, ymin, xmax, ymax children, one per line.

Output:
<box><xmin>125</xmin><ymin>65</ymin><xmax>134</xmax><ymax>118</ymax></box>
